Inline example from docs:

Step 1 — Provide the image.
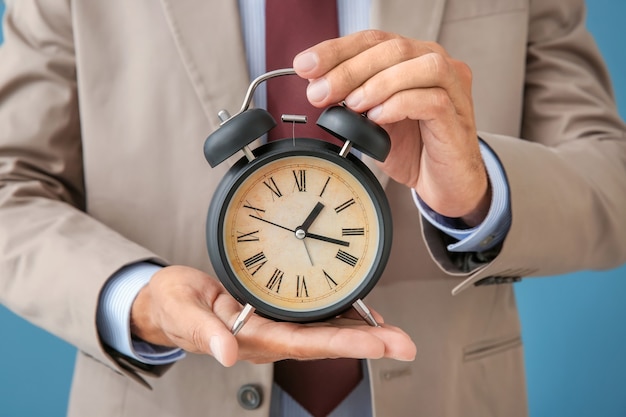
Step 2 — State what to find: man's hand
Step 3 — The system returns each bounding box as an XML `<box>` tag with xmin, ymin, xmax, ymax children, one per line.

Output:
<box><xmin>294</xmin><ymin>30</ymin><xmax>490</xmax><ymax>226</ymax></box>
<box><xmin>130</xmin><ymin>265</ymin><xmax>417</xmax><ymax>367</ymax></box>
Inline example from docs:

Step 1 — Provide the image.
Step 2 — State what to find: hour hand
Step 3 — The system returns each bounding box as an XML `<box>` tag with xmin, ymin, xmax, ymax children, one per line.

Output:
<box><xmin>298</xmin><ymin>202</ymin><xmax>324</xmax><ymax>232</ymax></box>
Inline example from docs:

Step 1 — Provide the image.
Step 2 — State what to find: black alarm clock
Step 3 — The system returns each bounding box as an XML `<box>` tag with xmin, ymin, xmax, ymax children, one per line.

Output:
<box><xmin>203</xmin><ymin>69</ymin><xmax>392</xmax><ymax>334</ymax></box>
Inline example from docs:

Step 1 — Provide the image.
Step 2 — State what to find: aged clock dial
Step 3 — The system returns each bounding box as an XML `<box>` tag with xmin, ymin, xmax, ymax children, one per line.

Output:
<box><xmin>206</xmin><ymin>139</ymin><xmax>391</xmax><ymax>324</ymax></box>
<box><xmin>224</xmin><ymin>154</ymin><xmax>379</xmax><ymax>312</ymax></box>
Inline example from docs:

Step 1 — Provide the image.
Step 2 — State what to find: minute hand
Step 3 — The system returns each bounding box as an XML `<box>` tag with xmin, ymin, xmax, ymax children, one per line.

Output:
<box><xmin>305</xmin><ymin>232</ymin><xmax>350</xmax><ymax>247</ymax></box>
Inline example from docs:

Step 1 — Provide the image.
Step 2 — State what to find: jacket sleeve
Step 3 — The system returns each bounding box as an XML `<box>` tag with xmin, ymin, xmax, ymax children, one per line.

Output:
<box><xmin>0</xmin><ymin>0</ymin><xmax>167</xmax><ymax>383</ymax></box>
<box><xmin>422</xmin><ymin>0</ymin><xmax>626</xmax><ymax>293</ymax></box>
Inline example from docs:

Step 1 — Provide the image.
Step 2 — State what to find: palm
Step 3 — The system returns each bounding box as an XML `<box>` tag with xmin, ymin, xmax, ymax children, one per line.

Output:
<box><xmin>233</xmin><ymin>312</ymin><xmax>416</xmax><ymax>364</ymax></box>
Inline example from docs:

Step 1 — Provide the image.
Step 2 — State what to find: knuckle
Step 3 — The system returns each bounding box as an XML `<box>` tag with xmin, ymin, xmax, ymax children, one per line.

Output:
<box><xmin>423</xmin><ymin>41</ymin><xmax>447</xmax><ymax>56</ymax></box>
<box><xmin>361</xmin><ymin>29</ymin><xmax>389</xmax><ymax>45</ymax></box>
<box><xmin>387</xmin><ymin>37</ymin><xmax>416</xmax><ymax>59</ymax></box>
<box><xmin>326</xmin><ymin>40</ymin><xmax>344</xmax><ymax>62</ymax></box>
<box><xmin>454</xmin><ymin>59</ymin><xmax>473</xmax><ymax>85</ymax></box>
<box><xmin>429</xmin><ymin>88</ymin><xmax>452</xmax><ymax>112</ymax></box>
<box><xmin>425</xmin><ymin>52</ymin><xmax>450</xmax><ymax>78</ymax></box>
<box><xmin>336</xmin><ymin>64</ymin><xmax>360</xmax><ymax>91</ymax></box>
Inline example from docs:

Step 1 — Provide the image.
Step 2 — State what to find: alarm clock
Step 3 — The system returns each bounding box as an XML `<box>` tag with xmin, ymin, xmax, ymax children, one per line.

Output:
<box><xmin>203</xmin><ymin>69</ymin><xmax>392</xmax><ymax>334</ymax></box>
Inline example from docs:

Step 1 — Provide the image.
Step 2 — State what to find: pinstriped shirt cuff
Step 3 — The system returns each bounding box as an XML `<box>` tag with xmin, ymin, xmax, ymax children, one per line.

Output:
<box><xmin>96</xmin><ymin>262</ymin><xmax>185</xmax><ymax>365</ymax></box>
<box><xmin>413</xmin><ymin>140</ymin><xmax>511</xmax><ymax>252</ymax></box>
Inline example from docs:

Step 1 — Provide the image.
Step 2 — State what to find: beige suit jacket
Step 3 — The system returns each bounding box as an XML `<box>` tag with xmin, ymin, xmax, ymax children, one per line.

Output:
<box><xmin>1</xmin><ymin>0</ymin><xmax>625</xmax><ymax>416</ymax></box>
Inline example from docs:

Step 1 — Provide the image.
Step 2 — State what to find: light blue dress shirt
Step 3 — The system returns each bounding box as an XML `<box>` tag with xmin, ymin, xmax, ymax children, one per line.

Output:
<box><xmin>96</xmin><ymin>0</ymin><xmax>512</xmax><ymax>415</ymax></box>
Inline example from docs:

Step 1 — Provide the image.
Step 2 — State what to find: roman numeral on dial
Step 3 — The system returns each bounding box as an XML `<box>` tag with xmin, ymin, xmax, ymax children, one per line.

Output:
<box><xmin>296</xmin><ymin>275</ymin><xmax>309</xmax><ymax>298</ymax></box>
<box><xmin>293</xmin><ymin>170</ymin><xmax>306</xmax><ymax>192</ymax></box>
<box><xmin>237</xmin><ymin>230</ymin><xmax>260</xmax><ymax>242</ymax></box>
<box><xmin>335</xmin><ymin>198</ymin><xmax>355</xmax><ymax>213</ymax></box>
<box><xmin>243</xmin><ymin>252</ymin><xmax>267</xmax><ymax>276</ymax></box>
<box><xmin>319</xmin><ymin>176</ymin><xmax>331</xmax><ymax>197</ymax></box>
<box><xmin>323</xmin><ymin>270</ymin><xmax>338</xmax><ymax>289</ymax></box>
<box><xmin>336</xmin><ymin>249</ymin><xmax>359</xmax><ymax>267</ymax></box>
<box><xmin>243</xmin><ymin>201</ymin><xmax>265</xmax><ymax>215</ymax></box>
<box><xmin>263</xmin><ymin>177</ymin><xmax>282</xmax><ymax>199</ymax></box>
<box><xmin>342</xmin><ymin>228</ymin><xmax>364</xmax><ymax>236</ymax></box>
<box><xmin>266</xmin><ymin>268</ymin><xmax>284</xmax><ymax>293</ymax></box>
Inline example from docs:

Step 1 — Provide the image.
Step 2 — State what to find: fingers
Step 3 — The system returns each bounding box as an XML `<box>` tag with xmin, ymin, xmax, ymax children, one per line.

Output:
<box><xmin>235</xmin><ymin>314</ymin><xmax>416</xmax><ymax>364</ymax></box>
<box><xmin>344</xmin><ymin>55</ymin><xmax>473</xmax><ymax>120</ymax></box>
<box><xmin>133</xmin><ymin>266</ymin><xmax>417</xmax><ymax>368</ymax></box>
<box><xmin>134</xmin><ymin>266</ymin><xmax>241</xmax><ymax>366</ymax></box>
<box><xmin>294</xmin><ymin>30</ymin><xmax>402</xmax><ymax>79</ymax></box>
<box><xmin>326</xmin><ymin>318</ymin><xmax>417</xmax><ymax>361</ymax></box>
<box><xmin>363</xmin><ymin>324</ymin><xmax>417</xmax><ymax>361</ymax></box>
<box><xmin>293</xmin><ymin>30</ymin><xmax>459</xmax><ymax>110</ymax></box>
<box><xmin>158</xmin><ymin>292</ymin><xmax>240</xmax><ymax>366</ymax></box>
<box><xmin>235</xmin><ymin>317</ymin><xmax>380</xmax><ymax>362</ymax></box>
<box><xmin>295</xmin><ymin>30</ymin><xmax>446</xmax><ymax>80</ymax></box>
<box><xmin>294</xmin><ymin>30</ymin><xmax>488</xmax><ymax>221</ymax></box>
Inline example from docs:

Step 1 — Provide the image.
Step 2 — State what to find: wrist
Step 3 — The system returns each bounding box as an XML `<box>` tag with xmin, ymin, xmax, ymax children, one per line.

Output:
<box><xmin>459</xmin><ymin>179</ymin><xmax>491</xmax><ymax>227</ymax></box>
<box><xmin>130</xmin><ymin>282</ymin><xmax>173</xmax><ymax>347</ymax></box>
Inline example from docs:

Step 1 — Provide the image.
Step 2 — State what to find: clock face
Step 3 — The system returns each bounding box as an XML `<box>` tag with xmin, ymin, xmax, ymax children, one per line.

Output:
<box><xmin>213</xmin><ymin>145</ymin><xmax>389</xmax><ymax>321</ymax></box>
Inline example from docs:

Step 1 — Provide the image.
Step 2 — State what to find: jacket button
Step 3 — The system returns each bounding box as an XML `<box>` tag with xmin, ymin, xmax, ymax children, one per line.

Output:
<box><xmin>237</xmin><ymin>384</ymin><xmax>263</xmax><ymax>410</ymax></box>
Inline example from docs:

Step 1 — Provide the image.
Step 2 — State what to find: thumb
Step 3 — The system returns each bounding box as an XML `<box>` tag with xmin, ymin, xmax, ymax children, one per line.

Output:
<box><xmin>207</xmin><ymin>332</ymin><xmax>239</xmax><ymax>367</ymax></box>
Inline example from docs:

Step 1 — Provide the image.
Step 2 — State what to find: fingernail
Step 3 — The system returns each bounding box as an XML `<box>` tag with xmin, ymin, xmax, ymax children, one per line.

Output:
<box><xmin>307</xmin><ymin>78</ymin><xmax>329</xmax><ymax>104</ymax></box>
<box><xmin>367</xmin><ymin>104</ymin><xmax>383</xmax><ymax>121</ymax></box>
<box><xmin>210</xmin><ymin>336</ymin><xmax>224</xmax><ymax>365</ymax></box>
<box><xmin>293</xmin><ymin>51</ymin><xmax>318</xmax><ymax>73</ymax></box>
<box><xmin>345</xmin><ymin>89</ymin><xmax>364</xmax><ymax>109</ymax></box>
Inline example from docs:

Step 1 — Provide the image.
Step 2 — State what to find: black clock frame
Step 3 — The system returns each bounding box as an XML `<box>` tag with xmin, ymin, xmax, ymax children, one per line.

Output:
<box><xmin>206</xmin><ymin>138</ymin><xmax>393</xmax><ymax>323</ymax></box>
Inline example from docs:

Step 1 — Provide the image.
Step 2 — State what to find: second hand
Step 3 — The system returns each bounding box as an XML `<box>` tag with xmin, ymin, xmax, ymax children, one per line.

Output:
<box><xmin>249</xmin><ymin>214</ymin><xmax>294</xmax><ymax>233</ymax></box>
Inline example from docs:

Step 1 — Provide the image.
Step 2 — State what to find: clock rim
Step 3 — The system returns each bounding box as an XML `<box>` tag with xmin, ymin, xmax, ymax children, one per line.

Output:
<box><xmin>206</xmin><ymin>138</ymin><xmax>393</xmax><ymax>323</ymax></box>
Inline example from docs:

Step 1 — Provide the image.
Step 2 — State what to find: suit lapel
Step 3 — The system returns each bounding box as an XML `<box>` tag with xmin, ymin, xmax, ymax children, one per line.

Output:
<box><xmin>159</xmin><ymin>0</ymin><xmax>250</xmax><ymax>122</ymax></box>
<box><xmin>371</xmin><ymin>0</ymin><xmax>447</xmax><ymax>41</ymax></box>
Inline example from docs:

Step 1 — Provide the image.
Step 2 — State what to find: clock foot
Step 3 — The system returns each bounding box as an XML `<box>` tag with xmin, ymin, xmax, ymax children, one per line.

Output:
<box><xmin>231</xmin><ymin>303</ymin><xmax>256</xmax><ymax>335</ymax></box>
<box><xmin>352</xmin><ymin>299</ymin><xmax>380</xmax><ymax>327</ymax></box>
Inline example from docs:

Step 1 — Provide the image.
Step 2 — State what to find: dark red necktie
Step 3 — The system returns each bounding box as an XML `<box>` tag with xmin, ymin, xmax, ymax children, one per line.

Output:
<box><xmin>266</xmin><ymin>0</ymin><xmax>341</xmax><ymax>145</ymax></box>
<box><xmin>265</xmin><ymin>1</ymin><xmax>363</xmax><ymax>416</ymax></box>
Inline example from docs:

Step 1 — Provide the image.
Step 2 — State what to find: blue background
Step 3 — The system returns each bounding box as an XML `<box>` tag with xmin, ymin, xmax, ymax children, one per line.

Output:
<box><xmin>0</xmin><ymin>1</ymin><xmax>625</xmax><ymax>416</ymax></box>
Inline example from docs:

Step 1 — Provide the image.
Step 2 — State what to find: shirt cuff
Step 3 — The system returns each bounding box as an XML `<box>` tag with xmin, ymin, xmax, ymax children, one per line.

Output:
<box><xmin>412</xmin><ymin>140</ymin><xmax>511</xmax><ymax>252</ymax></box>
<box><xmin>96</xmin><ymin>262</ymin><xmax>186</xmax><ymax>365</ymax></box>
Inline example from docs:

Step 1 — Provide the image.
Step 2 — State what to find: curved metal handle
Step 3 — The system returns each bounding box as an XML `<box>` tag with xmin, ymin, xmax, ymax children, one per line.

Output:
<box><xmin>237</xmin><ymin>68</ymin><xmax>297</xmax><ymax>117</ymax></box>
